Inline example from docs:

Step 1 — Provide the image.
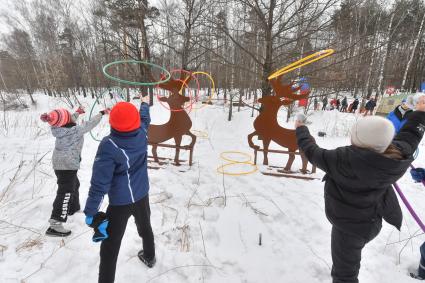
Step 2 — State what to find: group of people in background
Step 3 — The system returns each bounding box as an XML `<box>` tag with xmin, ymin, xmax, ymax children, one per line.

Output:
<box><xmin>313</xmin><ymin>95</ymin><xmax>376</xmax><ymax>115</ymax></box>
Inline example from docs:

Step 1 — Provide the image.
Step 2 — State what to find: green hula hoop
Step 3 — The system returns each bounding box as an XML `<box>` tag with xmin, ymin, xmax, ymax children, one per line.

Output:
<box><xmin>102</xmin><ymin>60</ymin><xmax>171</xmax><ymax>86</ymax></box>
<box><xmin>89</xmin><ymin>87</ymin><xmax>125</xmax><ymax>142</ymax></box>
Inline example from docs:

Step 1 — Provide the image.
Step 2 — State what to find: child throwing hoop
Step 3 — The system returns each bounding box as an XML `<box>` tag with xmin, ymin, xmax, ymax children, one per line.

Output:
<box><xmin>84</xmin><ymin>96</ymin><xmax>156</xmax><ymax>283</ymax></box>
<box><xmin>40</xmin><ymin>106</ymin><xmax>107</xmax><ymax>237</ymax></box>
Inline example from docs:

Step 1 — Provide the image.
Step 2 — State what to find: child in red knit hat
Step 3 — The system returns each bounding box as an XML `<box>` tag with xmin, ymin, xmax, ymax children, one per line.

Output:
<box><xmin>40</xmin><ymin>106</ymin><xmax>109</xmax><ymax>237</ymax></box>
<box><xmin>84</xmin><ymin>96</ymin><xmax>155</xmax><ymax>282</ymax></box>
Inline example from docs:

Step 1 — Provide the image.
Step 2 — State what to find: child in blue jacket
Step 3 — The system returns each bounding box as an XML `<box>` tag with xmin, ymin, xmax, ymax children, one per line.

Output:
<box><xmin>84</xmin><ymin>98</ymin><xmax>155</xmax><ymax>283</ymax></box>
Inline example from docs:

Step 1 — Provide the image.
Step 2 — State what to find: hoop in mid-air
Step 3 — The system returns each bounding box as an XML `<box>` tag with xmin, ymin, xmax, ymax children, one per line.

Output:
<box><xmin>102</xmin><ymin>60</ymin><xmax>171</xmax><ymax>86</ymax></box>
<box><xmin>268</xmin><ymin>49</ymin><xmax>335</xmax><ymax>80</ymax></box>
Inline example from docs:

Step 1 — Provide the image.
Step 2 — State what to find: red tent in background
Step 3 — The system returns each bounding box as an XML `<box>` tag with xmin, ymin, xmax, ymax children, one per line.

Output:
<box><xmin>386</xmin><ymin>86</ymin><xmax>395</xmax><ymax>96</ymax></box>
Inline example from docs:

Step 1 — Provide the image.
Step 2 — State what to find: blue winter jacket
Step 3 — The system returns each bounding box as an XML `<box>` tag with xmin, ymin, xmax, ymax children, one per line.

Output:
<box><xmin>84</xmin><ymin>103</ymin><xmax>151</xmax><ymax>216</ymax></box>
<box><xmin>387</xmin><ymin>111</ymin><xmax>407</xmax><ymax>134</ymax></box>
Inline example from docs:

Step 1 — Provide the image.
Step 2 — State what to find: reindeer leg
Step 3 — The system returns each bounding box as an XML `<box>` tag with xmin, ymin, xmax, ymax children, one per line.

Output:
<box><xmin>247</xmin><ymin>131</ymin><xmax>260</xmax><ymax>150</ymax></box>
<box><xmin>174</xmin><ymin>135</ymin><xmax>182</xmax><ymax>166</ymax></box>
<box><xmin>152</xmin><ymin>144</ymin><xmax>159</xmax><ymax>164</ymax></box>
<box><xmin>299</xmin><ymin>150</ymin><xmax>308</xmax><ymax>174</ymax></box>
<box><xmin>284</xmin><ymin>151</ymin><xmax>296</xmax><ymax>172</ymax></box>
<box><xmin>262</xmin><ymin>138</ymin><xmax>271</xmax><ymax>165</ymax></box>
<box><xmin>187</xmin><ymin>132</ymin><xmax>197</xmax><ymax>166</ymax></box>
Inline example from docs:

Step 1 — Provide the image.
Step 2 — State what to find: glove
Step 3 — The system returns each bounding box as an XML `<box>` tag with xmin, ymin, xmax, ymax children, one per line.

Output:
<box><xmin>296</xmin><ymin>113</ymin><xmax>307</xmax><ymax>123</ymax></box>
<box><xmin>40</xmin><ymin>113</ymin><xmax>51</xmax><ymax>122</ymax></box>
<box><xmin>85</xmin><ymin>212</ymin><xmax>109</xmax><ymax>242</ymax></box>
<box><xmin>76</xmin><ymin>106</ymin><xmax>85</xmax><ymax>114</ymax></box>
<box><xmin>410</xmin><ymin>168</ymin><xmax>425</xmax><ymax>183</ymax></box>
<box><xmin>100</xmin><ymin>108</ymin><xmax>111</xmax><ymax>115</ymax></box>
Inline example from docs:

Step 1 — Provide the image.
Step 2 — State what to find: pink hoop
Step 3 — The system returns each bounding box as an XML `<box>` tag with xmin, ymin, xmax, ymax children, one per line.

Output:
<box><xmin>155</xmin><ymin>78</ymin><xmax>194</xmax><ymax>112</ymax></box>
<box><xmin>155</xmin><ymin>69</ymin><xmax>200</xmax><ymax>112</ymax></box>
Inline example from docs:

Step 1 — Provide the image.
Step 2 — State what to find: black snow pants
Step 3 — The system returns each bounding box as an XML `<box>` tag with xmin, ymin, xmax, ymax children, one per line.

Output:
<box><xmin>50</xmin><ymin>170</ymin><xmax>80</xmax><ymax>222</ymax></box>
<box><xmin>331</xmin><ymin>224</ymin><xmax>381</xmax><ymax>283</ymax></box>
<box><xmin>99</xmin><ymin>195</ymin><xmax>155</xmax><ymax>283</ymax></box>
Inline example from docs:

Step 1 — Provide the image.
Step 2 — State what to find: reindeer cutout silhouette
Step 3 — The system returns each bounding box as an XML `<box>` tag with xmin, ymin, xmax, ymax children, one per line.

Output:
<box><xmin>248</xmin><ymin>77</ymin><xmax>313</xmax><ymax>173</ymax></box>
<box><xmin>148</xmin><ymin>76</ymin><xmax>196</xmax><ymax>165</ymax></box>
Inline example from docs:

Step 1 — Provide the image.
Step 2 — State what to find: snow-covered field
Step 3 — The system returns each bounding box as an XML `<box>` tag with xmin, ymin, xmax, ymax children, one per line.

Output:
<box><xmin>1</xmin><ymin>92</ymin><xmax>425</xmax><ymax>283</ymax></box>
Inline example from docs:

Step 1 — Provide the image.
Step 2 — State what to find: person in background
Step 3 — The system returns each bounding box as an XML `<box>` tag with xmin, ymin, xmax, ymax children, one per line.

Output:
<box><xmin>340</xmin><ymin>97</ymin><xmax>348</xmax><ymax>112</ymax></box>
<box><xmin>40</xmin><ymin>106</ymin><xmax>107</xmax><ymax>237</ymax></box>
<box><xmin>363</xmin><ymin>97</ymin><xmax>377</xmax><ymax>116</ymax></box>
<box><xmin>387</xmin><ymin>96</ymin><xmax>414</xmax><ymax>133</ymax></box>
<box><xmin>336</xmin><ymin>98</ymin><xmax>341</xmax><ymax>111</ymax></box>
<box><xmin>84</xmin><ymin>96</ymin><xmax>155</xmax><ymax>283</ymax></box>
<box><xmin>322</xmin><ymin>96</ymin><xmax>328</xmax><ymax>111</ymax></box>
<box><xmin>350</xmin><ymin>98</ymin><xmax>359</xmax><ymax>113</ymax></box>
<box><xmin>294</xmin><ymin>93</ymin><xmax>425</xmax><ymax>283</ymax></box>
<box><xmin>314</xmin><ymin>97</ymin><xmax>318</xmax><ymax>111</ymax></box>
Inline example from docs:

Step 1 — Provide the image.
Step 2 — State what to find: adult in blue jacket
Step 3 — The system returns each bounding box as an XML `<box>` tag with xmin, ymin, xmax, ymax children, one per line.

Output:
<box><xmin>387</xmin><ymin>97</ymin><xmax>413</xmax><ymax>133</ymax></box>
<box><xmin>84</xmin><ymin>98</ymin><xmax>155</xmax><ymax>283</ymax></box>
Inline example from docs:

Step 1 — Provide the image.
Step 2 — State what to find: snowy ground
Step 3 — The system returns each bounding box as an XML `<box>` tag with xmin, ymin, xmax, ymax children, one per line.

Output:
<box><xmin>1</xmin><ymin>92</ymin><xmax>425</xmax><ymax>283</ymax></box>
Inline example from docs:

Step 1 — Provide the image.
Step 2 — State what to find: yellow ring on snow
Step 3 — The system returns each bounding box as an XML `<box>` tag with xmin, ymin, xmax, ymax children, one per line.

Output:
<box><xmin>216</xmin><ymin>151</ymin><xmax>258</xmax><ymax>176</ymax></box>
<box><xmin>216</xmin><ymin>162</ymin><xmax>258</xmax><ymax>176</ymax></box>
<box><xmin>191</xmin><ymin>130</ymin><xmax>209</xmax><ymax>138</ymax></box>
<box><xmin>220</xmin><ymin>151</ymin><xmax>252</xmax><ymax>163</ymax></box>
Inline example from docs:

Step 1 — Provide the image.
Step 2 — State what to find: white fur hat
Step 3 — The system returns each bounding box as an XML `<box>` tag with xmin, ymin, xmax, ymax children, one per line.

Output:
<box><xmin>351</xmin><ymin>116</ymin><xmax>395</xmax><ymax>153</ymax></box>
<box><xmin>413</xmin><ymin>93</ymin><xmax>425</xmax><ymax>107</ymax></box>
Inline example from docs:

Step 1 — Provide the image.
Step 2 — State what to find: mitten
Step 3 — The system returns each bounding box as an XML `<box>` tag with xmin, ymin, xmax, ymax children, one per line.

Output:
<box><xmin>85</xmin><ymin>212</ymin><xmax>109</xmax><ymax>242</ymax></box>
<box><xmin>296</xmin><ymin>113</ymin><xmax>307</xmax><ymax>123</ymax></box>
<box><xmin>40</xmin><ymin>113</ymin><xmax>51</xmax><ymax>122</ymax></box>
<box><xmin>76</xmin><ymin>106</ymin><xmax>85</xmax><ymax>114</ymax></box>
<box><xmin>410</xmin><ymin>168</ymin><xmax>425</xmax><ymax>183</ymax></box>
<box><xmin>100</xmin><ymin>108</ymin><xmax>111</xmax><ymax>115</ymax></box>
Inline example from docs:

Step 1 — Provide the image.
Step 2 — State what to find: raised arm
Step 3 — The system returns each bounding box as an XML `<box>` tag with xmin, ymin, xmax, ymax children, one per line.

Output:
<box><xmin>84</xmin><ymin>140</ymin><xmax>116</xmax><ymax>216</ymax></box>
<box><xmin>140</xmin><ymin>102</ymin><xmax>151</xmax><ymax>133</ymax></box>
<box><xmin>76</xmin><ymin>113</ymin><xmax>103</xmax><ymax>135</ymax></box>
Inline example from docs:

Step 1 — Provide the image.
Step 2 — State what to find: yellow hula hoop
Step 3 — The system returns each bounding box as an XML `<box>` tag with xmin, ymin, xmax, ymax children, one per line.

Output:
<box><xmin>268</xmin><ymin>49</ymin><xmax>335</xmax><ymax>80</ymax></box>
<box><xmin>216</xmin><ymin>151</ymin><xmax>258</xmax><ymax>176</ymax></box>
<box><xmin>217</xmin><ymin>162</ymin><xmax>258</xmax><ymax>176</ymax></box>
<box><xmin>182</xmin><ymin>71</ymin><xmax>216</xmax><ymax>110</ymax></box>
<box><xmin>191</xmin><ymin>130</ymin><xmax>209</xmax><ymax>138</ymax></box>
<box><xmin>220</xmin><ymin>151</ymin><xmax>252</xmax><ymax>163</ymax></box>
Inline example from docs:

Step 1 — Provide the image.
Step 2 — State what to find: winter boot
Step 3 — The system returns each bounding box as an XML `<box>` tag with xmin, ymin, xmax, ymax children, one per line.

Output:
<box><xmin>410</xmin><ymin>273</ymin><xmax>425</xmax><ymax>280</ymax></box>
<box><xmin>46</xmin><ymin>219</ymin><xmax>71</xmax><ymax>237</ymax></box>
<box><xmin>411</xmin><ymin>242</ymin><xmax>425</xmax><ymax>280</ymax></box>
<box><xmin>138</xmin><ymin>250</ymin><xmax>156</xmax><ymax>268</ymax></box>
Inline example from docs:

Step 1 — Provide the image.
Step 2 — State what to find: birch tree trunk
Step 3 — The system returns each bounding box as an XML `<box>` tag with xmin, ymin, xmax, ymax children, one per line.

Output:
<box><xmin>377</xmin><ymin>12</ymin><xmax>395</xmax><ymax>97</ymax></box>
<box><xmin>401</xmin><ymin>11</ymin><xmax>425</xmax><ymax>90</ymax></box>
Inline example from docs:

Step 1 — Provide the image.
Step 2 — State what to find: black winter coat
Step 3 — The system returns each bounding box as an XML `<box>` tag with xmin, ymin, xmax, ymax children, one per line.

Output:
<box><xmin>365</xmin><ymin>100</ymin><xmax>376</xmax><ymax>110</ymax></box>
<box><xmin>296</xmin><ymin>111</ymin><xmax>425</xmax><ymax>239</ymax></box>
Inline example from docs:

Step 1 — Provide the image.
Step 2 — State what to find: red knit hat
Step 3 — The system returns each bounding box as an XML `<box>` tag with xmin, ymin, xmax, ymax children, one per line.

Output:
<box><xmin>40</xmin><ymin>108</ymin><xmax>71</xmax><ymax>127</ymax></box>
<box><xmin>109</xmin><ymin>102</ymin><xmax>140</xmax><ymax>132</ymax></box>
